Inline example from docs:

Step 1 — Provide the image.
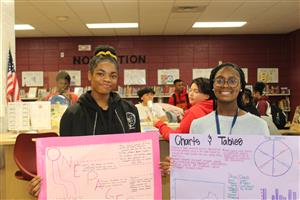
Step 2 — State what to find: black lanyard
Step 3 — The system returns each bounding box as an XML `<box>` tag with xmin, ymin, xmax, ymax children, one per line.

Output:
<box><xmin>215</xmin><ymin>109</ymin><xmax>239</xmax><ymax>135</ymax></box>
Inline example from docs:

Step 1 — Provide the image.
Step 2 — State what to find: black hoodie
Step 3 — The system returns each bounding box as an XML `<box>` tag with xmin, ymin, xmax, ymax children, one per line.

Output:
<box><xmin>60</xmin><ymin>91</ymin><xmax>140</xmax><ymax>136</ymax></box>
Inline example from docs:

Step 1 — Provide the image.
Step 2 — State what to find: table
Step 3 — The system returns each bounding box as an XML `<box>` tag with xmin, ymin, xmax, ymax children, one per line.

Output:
<box><xmin>140</xmin><ymin>122</ymin><xmax>179</xmax><ymax>132</ymax></box>
<box><xmin>279</xmin><ymin>129</ymin><xmax>300</xmax><ymax>135</ymax></box>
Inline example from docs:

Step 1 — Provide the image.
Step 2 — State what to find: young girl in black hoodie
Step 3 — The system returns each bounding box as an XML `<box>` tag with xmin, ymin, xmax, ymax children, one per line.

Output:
<box><xmin>60</xmin><ymin>45</ymin><xmax>140</xmax><ymax>136</ymax></box>
<box><xmin>29</xmin><ymin>45</ymin><xmax>140</xmax><ymax>197</ymax></box>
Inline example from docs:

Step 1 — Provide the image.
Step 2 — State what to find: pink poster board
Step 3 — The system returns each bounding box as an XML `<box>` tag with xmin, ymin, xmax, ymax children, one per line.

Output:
<box><xmin>36</xmin><ymin>132</ymin><xmax>161</xmax><ymax>199</ymax></box>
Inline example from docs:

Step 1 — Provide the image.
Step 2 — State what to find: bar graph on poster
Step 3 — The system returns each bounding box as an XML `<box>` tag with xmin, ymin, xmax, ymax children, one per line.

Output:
<box><xmin>170</xmin><ymin>134</ymin><xmax>299</xmax><ymax>200</ymax></box>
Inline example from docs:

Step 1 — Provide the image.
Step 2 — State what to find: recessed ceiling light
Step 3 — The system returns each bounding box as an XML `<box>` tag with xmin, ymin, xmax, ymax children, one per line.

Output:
<box><xmin>14</xmin><ymin>24</ymin><xmax>35</xmax><ymax>30</ymax></box>
<box><xmin>193</xmin><ymin>22</ymin><xmax>247</xmax><ymax>28</ymax></box>
<box><xmin>86</xmin><ymin>23</ymin><xmax>138</xmax><ymax>29</ymax></box>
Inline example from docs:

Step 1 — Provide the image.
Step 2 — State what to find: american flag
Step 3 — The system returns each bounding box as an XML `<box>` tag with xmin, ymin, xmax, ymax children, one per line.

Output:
<box><xmin>6</xmin><ymin>49</ymin><xmax>20</xmax><ymax>102</ymax></box>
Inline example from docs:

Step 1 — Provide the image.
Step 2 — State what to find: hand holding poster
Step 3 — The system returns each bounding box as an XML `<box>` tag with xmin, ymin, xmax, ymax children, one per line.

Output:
<box><xmin>170</xmin><ymin>134</ymin><xmax>299</xmax><ymax>200</ymax></box>
<box><xmin>36</xmin><ymin>132</ymin><xmax>161</xmax><ymax>199</ymax></box>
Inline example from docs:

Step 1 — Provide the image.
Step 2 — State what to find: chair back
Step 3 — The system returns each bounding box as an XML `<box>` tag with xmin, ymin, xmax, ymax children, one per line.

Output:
<box><xmin>13</xmin><ymin>132</ymin><xmax>58</xmax><ymax>181</ymax></box>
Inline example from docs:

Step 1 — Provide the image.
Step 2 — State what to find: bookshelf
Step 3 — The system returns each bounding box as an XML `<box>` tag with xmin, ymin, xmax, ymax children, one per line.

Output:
<box><xmin>265</xmin><ymin>84</ymin><xmax>291</xmax><ymax>119</ymax></box>
<box><xmin>118</xmin><ymin>85</ymin><xmax>175</xmax><ymax>103</ymax></box>
<box><xmin>266</xmin><ymin>93</ymin><xmax>290</xmax><ymax>97</ymax></box>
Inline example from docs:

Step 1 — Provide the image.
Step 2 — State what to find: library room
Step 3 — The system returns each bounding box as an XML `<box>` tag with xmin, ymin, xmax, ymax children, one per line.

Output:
<box><xmin>1</xmin><ymin>0</ymin><xmax>299</xmax><ymax>199</ymax></box>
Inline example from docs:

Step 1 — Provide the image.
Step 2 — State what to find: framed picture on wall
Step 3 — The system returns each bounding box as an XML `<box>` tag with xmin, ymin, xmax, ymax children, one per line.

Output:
<box><xmin>22</xmin><ymin>71</ymin><xmax>44</xmax><ymax>87</ymax></box>
<box><xmin>257</xmin><ymin>68</ymin><xmax>279</xmax><ymax>83</ymax></box>
<box><xmin>157</xmin><ymin>69</ymin><xmax>179</xmax><ymax>85</ymax></box>
<box><xmin>124</xmin><ymin>69</ymin><xmax>146</xmax><ymax>85</ymax></box>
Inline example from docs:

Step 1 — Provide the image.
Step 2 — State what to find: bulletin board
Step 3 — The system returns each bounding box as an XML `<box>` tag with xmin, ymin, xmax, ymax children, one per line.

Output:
<box><xmin>124</xmin><ymin>69</ymin><xmax>146</xmax><ymax>85</ymax></box>
<box><xmin>157</xmin><ymin>69</ymin><xmax>179</xmax><ymax>85</ymax></box>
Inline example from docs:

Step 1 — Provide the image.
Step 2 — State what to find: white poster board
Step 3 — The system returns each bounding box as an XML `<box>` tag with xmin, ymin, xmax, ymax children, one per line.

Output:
<box><xmin>7</xmin><ymin>101</ymin><xmax>51</xmax><ymax>131</ymax></box>
<box><xmin>170</xmin><ymin>134</ymin><xmax>299</xmax><ymax>199</ymax></box>
<box><xmin>7</xmin><ymin>102</ymin><xmax>30</xmax><ymax>131</ymax></box>
<box><xmin>257</xmin><ymin>68</ymin><xmax>279</xmax><ymax>83</ymax></box>
<box><xmin>29</xmin><ymin>102</ymin><xmax>51</xmax><ymax>130</ymax></box>
<box><xmin>22</xmin><ymin>71</ymin><xmax>44</xmax><ymax>86</ymax></box>
<box><xmin>64</xmin><ymin>70</ymin><xmax>81</xmax><ymax>86</ymax></box>
<box><xmin>124</xmin><ymin>69</ymin><xmax>146</xmax><ymax>85</ymax></box>
<box><xmin>192</xmin><ymin>68</ymin><xmax>212</xmax><ymax>79</ymax></box>
<box><xmin>157</xmin><ymin>69</ymin><xmax>179</xmax><ymax>85</ymax></box>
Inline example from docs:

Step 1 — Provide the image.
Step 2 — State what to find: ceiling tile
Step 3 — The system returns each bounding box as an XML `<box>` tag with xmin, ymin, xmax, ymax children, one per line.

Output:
<box><xmin>14</xmin><ymin>0</ymin><xmax>300</xmax><ymax>37</ymax></box>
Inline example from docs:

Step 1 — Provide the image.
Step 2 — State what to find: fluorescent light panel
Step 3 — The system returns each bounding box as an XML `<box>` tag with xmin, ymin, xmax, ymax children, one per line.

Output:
<box><xmin>14</xmin><ymin>24</ymin><xmax>35</xmax><ymax>30</ymax></box>
<box><xmin>86</xmin><ymin>23</ymin><xmax>138</xmax><ymax>29</ymax></box>
<box><xmin>193</xmin><ymin>22</ymin><xmax>247</xmax><ymax>28</ymax></box>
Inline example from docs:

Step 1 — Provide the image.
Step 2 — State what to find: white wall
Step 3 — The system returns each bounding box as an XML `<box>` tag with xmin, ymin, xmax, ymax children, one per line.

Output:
<box><xmin>0</xmin><ymin>0</ymin><xmax>15</xmax><ymax>132</ymax></box>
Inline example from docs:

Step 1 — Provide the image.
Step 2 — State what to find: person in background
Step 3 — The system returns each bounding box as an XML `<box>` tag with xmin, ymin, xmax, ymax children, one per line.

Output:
<box><xmin>253</xmin><ymin>81</ymin><xmax>270</xmax><ymax>116</ymax></box>
<box><xmin>242</xmin><ymin>88</ymin><xmax>260</xmax><ymax>117</ymax></box>
<box><xmin>154</xmin><ymin>77</ymin><xmax>213</xmax><ymax>140</ymax></box>
<box><xmin>242</xmin><ymin>88</ymin><xmax>279</xmax><ymax>134</ymax></box>
<box><xmin>260</xmin><ymin>115</ymin><xmax>279</xmax><ymax>135</ymax></box>
<box><xmin>168</xmin><ymin>79</ymin><xmax>190</xmax><ymax>110</ymax></box>
<box><xmin>190</xmin><ymin>63</ymin><xmax>269</xmax><ymax>135</ymax></box>
<box><xmin>135</xmin><ymin>87</ymin><xmax>168</xmax><ymax>122</ymax></box>
<box><xmin>44</xmin><ymin>71</ymin><xmax>78</xmax><ymax>105</ymax></box>
<box><xmin>29</xmin><ymin>45</ymin><xmax>141</xmax><ymax>197</ymax></box>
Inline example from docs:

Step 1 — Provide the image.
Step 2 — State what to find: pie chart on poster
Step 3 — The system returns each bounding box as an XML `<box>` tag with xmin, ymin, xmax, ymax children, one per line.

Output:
<box><xmin>254</xmin><ymin>139</ymin><xmax>293</xmax><ymax>177</ymax></box>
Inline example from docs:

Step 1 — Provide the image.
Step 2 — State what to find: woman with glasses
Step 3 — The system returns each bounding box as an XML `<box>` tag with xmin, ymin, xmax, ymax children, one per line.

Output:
<box><xmin>160</xmin><ymin>63</ymin><xmax>270</xmax><ymax>176</ymax></box>
<box><xmin>190</xmin><ymin>63</ymin><xmax>269</xmax><ymax>136</ymax></box>
<box><xmin>154</xmin><ymin>77</ymin><xmax>213</xmax><ymax>140</ymax></box>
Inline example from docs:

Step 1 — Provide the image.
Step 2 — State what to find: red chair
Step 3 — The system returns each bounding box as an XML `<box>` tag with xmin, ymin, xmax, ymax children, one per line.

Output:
<box><xmin>13</xmin><ymin>132</ymin><xmax>58</xmax><ymax>181</ymax></box>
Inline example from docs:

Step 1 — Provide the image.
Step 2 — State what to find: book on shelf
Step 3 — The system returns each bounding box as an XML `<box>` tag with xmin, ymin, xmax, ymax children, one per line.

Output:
<box><xmin>117</xmin><ymin>85</ymin><xmax>175</xmax><ymax>97</ymax></box>
<box><xmin>265</xmin><ymin>84</ymin><xmax>290</xmax><ymax>95</ymax></box>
